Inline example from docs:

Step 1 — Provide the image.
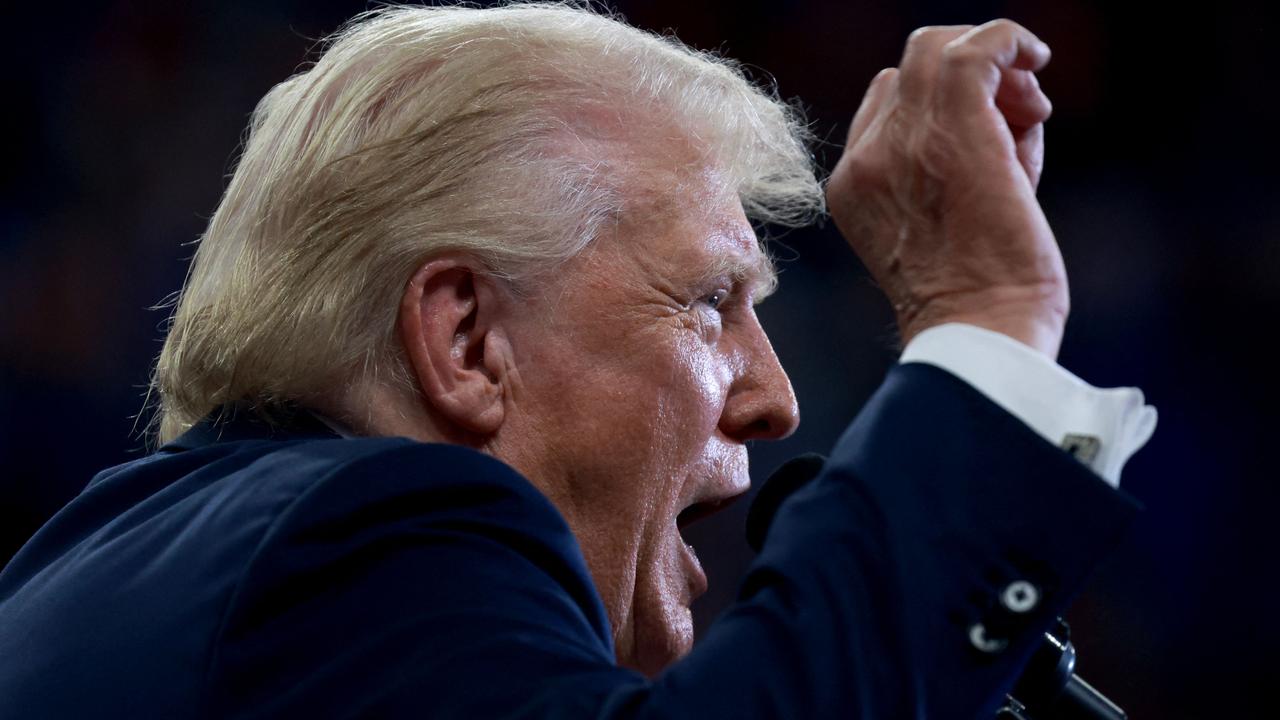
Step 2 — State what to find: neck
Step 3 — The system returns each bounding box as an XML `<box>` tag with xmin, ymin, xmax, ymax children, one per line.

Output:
<box><xmin>322</xmin><ymin>382</ymin><xmax>484</xmax><ymax>448</ymax></box>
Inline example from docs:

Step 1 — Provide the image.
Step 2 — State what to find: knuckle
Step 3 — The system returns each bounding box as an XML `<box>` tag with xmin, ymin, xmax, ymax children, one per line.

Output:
<box><xmin>837</xmin><ymin>146</ymin><xmax>893</xmax><ymax>198</ymax></box>
<box><xmin>906</xmin><ymin>25</ymin><xmax>968</xmax><ymax>49</ymax></box>
<box><xmin>940</xmin><ymin>41</ymin><xmax>985</xmax><ymax>65</ymax></box>
<box><xmin>987</xmin><ymin>18</ymin><xmax>1042</xmax><ymax>48</ymax></box>
<box><xmin>982</xmin><ymin>18</ymin><xmax>1025</xmax><ymax>36</ymax></box>
<box><xmin>869</xmin><ymin>67</ymin><xmax>900</xmax><ymax>95</ymax></box>
<box><xmin>873</xmin><ymin>67</ymin><xmax>898</xmax><ymax>85</ymax></box>
<box><xmin>906</xmin><ymin>26</ymin><xmax>939</xmax><ymax>46</ymax></box>
<box><xmin>842</xmin><ymin>153</ymin><xmax>884</xmax><ymax>189</ymax></box>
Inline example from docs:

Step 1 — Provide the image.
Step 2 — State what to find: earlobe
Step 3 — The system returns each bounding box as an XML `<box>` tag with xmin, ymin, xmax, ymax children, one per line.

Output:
<box><xmin>398</xmin><ymin>257</ymin><xmax>509</xmax><ymax>437</ymax></box>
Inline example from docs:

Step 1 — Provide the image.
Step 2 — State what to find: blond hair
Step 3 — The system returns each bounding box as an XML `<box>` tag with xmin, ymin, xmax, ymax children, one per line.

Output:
<box><xmin>151</xmin><ymin>1</ymin><xmax>824</xmax><ymax>443</ymax></box>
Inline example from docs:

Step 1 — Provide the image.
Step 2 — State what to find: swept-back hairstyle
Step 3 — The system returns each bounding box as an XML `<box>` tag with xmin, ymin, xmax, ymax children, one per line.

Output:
<box><xmin>151</xmin><ymin>1</ymin><xmax>824</xmax><ymax>443</ymax></box>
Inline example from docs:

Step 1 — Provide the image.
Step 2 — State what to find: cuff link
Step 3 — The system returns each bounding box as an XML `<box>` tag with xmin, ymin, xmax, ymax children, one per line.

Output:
<box><xmin>1060</xmin><ymin>434</ymin><xmax>1101</xmax><ymax>465</ymax></box>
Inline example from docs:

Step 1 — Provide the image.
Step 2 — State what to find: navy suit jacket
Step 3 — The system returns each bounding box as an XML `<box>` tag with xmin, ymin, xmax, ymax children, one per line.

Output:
<box><xmin>0</xmin><ymin>363</ymin><xmax>1139</xmax><ymax>718</ymax></box>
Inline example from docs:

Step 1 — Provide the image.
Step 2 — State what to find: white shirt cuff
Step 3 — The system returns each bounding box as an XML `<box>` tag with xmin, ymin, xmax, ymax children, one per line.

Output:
<box><xmin>899</xmin><ymin>323</ymin><xmax>1158</xmax><ymax>488</ymax></box>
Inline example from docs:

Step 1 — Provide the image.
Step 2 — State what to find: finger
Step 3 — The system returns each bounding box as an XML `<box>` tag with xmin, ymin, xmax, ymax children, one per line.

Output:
<box><xmin>961</xmin><ymin>18</ymin><xmax>1052</xmax><ymax>72</ymax></box>
<box><xmin>936</xmin><ymin>19</ymin><xmax>1052</xmax><ymax>117</ymax></box>
<box><xmin>845</xmin><ymin>68</ymin><xmax>899</xmax><ymax>147</ymax></box>
<box><xmin>897</xmin><ymin>25</ymin><xmax>974</xmax><ymax>109</ymax></box>
<box><xmin>995</xmin><ymin>68</ymin><xmax>1052</xmax><ymax>128</ymax></box>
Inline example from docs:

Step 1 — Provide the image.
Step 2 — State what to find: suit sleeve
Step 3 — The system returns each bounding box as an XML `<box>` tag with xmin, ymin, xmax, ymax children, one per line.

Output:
<box><xmin>204</xmin><ymin>363</ymin><xmax>1139</xmax><ymax>719</ymax></box>
<box><xmin>901</xmin><ymin>322</ymin><xmax>1158</xmax><ymax>486</ymax></box>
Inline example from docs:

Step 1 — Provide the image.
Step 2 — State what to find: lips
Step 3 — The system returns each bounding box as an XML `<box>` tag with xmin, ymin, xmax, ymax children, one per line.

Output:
<box><xmin>674</xmin><ymin>491</ymin><xmax>746</xmax><ymax>602</ymax></box>
<box><xmin>678</xmin><ymin>533</ymin><xmax>708</xmax><ymax>601</ymax></box>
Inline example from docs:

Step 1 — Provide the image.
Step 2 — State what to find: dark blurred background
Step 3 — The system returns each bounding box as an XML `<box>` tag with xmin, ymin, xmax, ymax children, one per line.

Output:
<box><xmin>2</xmin><ymin>1</ymin><xmax>1275</xmax><ymax>716</ymax></box>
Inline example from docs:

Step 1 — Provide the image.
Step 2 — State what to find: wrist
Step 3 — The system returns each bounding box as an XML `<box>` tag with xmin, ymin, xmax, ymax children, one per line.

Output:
<box><xmin>938</xmin><ymin>315</ymin><xmax>1064</xmax><ymax>359</ymax></box>
<box><xmin>898</xmin><ymin>288</ymin><xmax>1068</xmax><ymax>360</ymax></box>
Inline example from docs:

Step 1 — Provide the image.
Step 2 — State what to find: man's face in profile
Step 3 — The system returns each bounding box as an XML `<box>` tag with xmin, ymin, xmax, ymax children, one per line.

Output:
<box><xmin>491</xmin><ymin>155</ymin><xmax>801</xmax><ymax>675</ymax></box>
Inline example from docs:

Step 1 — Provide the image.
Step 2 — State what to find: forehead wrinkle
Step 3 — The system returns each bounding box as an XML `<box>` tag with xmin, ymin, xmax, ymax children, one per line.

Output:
<box><xmin>605</xmin><ymin>137</ymin><xmax>778</xmax><ymax>302</ymax></box>
<box><xmin>621</xmin><ymin>199</ymin><xmax>779</xmax><ymax>304</ymax></box>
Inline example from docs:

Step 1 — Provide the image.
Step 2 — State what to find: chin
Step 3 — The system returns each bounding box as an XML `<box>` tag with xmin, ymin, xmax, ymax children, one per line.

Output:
<box><xmin>614</xmin><ymin>515</ymin><xmax>716</xmax><ymax>675</ymax></box>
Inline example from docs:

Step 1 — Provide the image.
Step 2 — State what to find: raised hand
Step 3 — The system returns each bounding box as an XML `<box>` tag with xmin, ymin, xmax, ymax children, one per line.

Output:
<box><xmin>827</xmin><ymin>20</ymin><xmax>1068</xmax><ymax>358</ymax></box>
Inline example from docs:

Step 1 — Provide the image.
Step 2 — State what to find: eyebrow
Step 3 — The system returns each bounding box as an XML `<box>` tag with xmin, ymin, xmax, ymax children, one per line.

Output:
<box><xmin>698</xmin><ymin>246</ymin><xmax>779</xmax><ymax>304</ymax></box>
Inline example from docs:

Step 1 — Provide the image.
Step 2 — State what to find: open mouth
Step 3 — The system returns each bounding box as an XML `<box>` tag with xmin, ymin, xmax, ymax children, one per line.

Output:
<box><xmin>676</xmin><ymin>493</ymin><xmax>744</xmax><ymax>531</ymax></box>
<box><xmin>674</xmin><ymin>491</ymin><xmax>748</xmax><ymax>602</ymax></box>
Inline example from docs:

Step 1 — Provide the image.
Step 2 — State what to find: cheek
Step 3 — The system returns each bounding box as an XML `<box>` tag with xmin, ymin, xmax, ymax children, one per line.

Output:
<box><xmin>599</xmin><ymin>336</ymin><xmax>730</xmax><ymax>523</ymax></box>
<box><xmin>580</xmin><ymin>330</ymin><xmax>728</xmax><ymax>458</ymax></box>
<box><xmin>665</xmin><ymin>335</ymin><xmax>730</xmax><ymax>437</ymax></box>
<box><xmin>637</xmin><ymin>339</ymin><xmax>731</xmax><ymax>517</ymax></box>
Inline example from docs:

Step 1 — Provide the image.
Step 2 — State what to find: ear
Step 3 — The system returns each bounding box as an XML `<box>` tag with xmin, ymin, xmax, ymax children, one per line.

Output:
<box><xmin>398</xmin><ymin>256</ymin><xmax>511</xmax><ymax>437</ymax></box>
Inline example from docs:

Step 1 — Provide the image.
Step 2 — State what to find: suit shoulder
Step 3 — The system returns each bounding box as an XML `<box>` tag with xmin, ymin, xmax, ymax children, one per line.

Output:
<box><xmin>257</xmin><ymin>438</ymin><xmax>572</xmax><ymax>546</ymax></box>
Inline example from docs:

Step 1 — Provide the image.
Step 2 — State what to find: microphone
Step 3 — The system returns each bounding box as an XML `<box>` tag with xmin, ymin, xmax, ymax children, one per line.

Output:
<box><xmin>748</xmin><ymin>455</ymin><xmax>1127</xmax><ymax>720</ymax></box>
<box><xmin>746</xmin><ymin>453</ymin><xmax>826</xmax><ymax>553</ymax></box>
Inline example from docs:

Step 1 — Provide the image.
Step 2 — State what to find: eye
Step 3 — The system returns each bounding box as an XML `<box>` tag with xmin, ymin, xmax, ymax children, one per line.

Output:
<box><xmin>702</xmin><ymin>289</ymin><xmax>730</xmax><ymax>311</ymax></box>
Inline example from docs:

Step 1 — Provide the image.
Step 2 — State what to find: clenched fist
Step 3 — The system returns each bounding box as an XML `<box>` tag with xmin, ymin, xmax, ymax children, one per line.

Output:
<box><xmin>827</xmin><ymin>20</ymin><xmax>1068</xmax><ymax>359</ymax></box>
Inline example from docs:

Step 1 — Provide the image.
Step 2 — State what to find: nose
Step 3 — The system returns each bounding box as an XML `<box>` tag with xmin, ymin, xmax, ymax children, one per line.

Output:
<box><xmin>719</xmin><ymin>322</ymin><xmax>800</xmax><ymax>442</ymax></box>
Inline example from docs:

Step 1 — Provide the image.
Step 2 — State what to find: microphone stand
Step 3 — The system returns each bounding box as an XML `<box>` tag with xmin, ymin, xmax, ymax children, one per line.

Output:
<box><xmin>998</xmin><ymin>619</ymin><xmax>1126</xmax><ymax>720</ymax></box>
